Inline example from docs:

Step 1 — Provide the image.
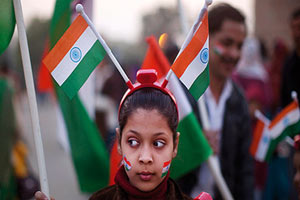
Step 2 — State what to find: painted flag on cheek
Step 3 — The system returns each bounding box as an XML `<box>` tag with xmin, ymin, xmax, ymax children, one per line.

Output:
<box><xmin>123</xmin><ymin>156</ymin><xmax>132</xmax><ymax>171</ymax></box>
<box><xmin>43</xmin><ymin>15</ymin><xmax>106</xmax><ymax>99</ymax></box>
<box><xmin>161</xmin><ymin>160</ymin><xmax>171</xmax><ymax>177</ymax></box>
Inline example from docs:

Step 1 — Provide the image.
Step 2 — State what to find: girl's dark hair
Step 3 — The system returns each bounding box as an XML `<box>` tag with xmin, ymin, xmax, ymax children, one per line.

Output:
<box><xmin>119</xmin><ymin>88</ymin><xmax>178</xmax><ymax>141</ymax></box>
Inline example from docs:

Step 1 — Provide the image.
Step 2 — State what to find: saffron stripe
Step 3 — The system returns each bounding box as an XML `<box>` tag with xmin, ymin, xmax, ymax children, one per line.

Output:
<box><xmin>188</xmin><ymin>64</ymin><xmax>209</xmax><ymax>100</ymax></box>
<box><xmin>44</xmin><ymin>15</ymin><xmax>88</xmax><ymax>72</ymax></box>
<box><xmin>269</xmin><ymin>101</ymin><xmax>298</xmax><ymax>129</ymax></box>
<box><xmin>61</xmin><ymin>41</ymin><xmax>105</xmax><ymax>99</ymax></box>
<box><xmin>51</xmin><ymin>27</ymin><xmax>97</xmax><ymax>85</ymax></box>
<box><xmin>171</xmin><ymin>13</ymin><xmax>208</xmax><ymax>78</ymax></box>
<box><xmin>250</xmin><ymin>119</ymin><xmax>265</xmax><ymax>156</ymax></box>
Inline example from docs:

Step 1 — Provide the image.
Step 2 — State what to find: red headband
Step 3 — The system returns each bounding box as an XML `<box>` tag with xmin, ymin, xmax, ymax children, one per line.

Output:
<box><xmin>118</xmin><ymin>69</ymin><xmax>178</xmax><ymax>119</ymax></box>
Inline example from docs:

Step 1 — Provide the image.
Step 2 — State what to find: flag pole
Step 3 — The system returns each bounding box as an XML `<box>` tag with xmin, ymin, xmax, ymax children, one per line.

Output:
<box><xmin>76</xmin><ymin>4</ymin><xmax>133</xmax><ymax>88</ymax></box>
<box><xmin>174</xmin><ymin>0</ymin><xmax>234</xmax><ymax>199</ymax></box>
<box><xmin>13</xmin><ymin>0</ymin><xmax>50</xmax><ymax>198</ymax></box>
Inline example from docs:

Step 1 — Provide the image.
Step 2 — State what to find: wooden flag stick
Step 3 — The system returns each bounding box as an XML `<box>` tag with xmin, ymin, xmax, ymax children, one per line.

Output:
<box><xmin>13</xmin><ymin>0</ymin><xmax>49</xmax><ymax>198</ymax></box>
<box><xmin>76</xmin><ymin>4</ymin><xmax>133</xmax><ymax>88</ymax></box>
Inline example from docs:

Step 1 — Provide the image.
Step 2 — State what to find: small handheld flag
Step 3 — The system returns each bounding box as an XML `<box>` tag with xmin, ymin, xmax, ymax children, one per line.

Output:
<box><xmin>170</xmin><ymin>8</ymin><xmax>209</xmax><ymax>100</ymax></box>
<box><xmin>250</xmin><ymin>92</ymin><xmax>300</xmax><ymax>161</ymax></box>
<box><xmin>43</xmin><ymin>14</ymin><xmax>106</xmax><ymax>99</ymax></box>
<box><xmin>266</xmin><ymin>93</ymin><xmax>300</xmax><ymax>160</ymax></box>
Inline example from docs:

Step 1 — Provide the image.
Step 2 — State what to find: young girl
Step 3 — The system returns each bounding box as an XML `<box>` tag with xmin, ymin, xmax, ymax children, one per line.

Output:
<box><xmin>35</xmin><ymin>69</ymin><xmax>193</xmax><ymax>200</ymax></box>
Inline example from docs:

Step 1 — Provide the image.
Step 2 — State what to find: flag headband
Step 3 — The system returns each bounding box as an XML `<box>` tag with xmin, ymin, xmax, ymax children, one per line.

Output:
<box><xmin>118</xmin><ymin>69</ymin><xmax>178</xmax><ymax>119</ymax></box>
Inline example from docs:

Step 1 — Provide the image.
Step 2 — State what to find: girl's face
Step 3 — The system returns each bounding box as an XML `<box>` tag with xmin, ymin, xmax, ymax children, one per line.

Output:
<box><xmin>117</xmin><ymin>108</ymin><xmax>179</xmax><ymax>192</ymax></box>
<box><xmin>294</xmin><ymin>151</ymin><xmax>300</xmax><ymax>199</ymax></box>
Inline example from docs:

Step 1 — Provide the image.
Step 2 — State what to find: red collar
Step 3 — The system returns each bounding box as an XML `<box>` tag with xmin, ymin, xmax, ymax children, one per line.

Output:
<box><xmin>115</xmin><ymin>166</ymin><xmax>169</xmax><ymax>200</ymax></box>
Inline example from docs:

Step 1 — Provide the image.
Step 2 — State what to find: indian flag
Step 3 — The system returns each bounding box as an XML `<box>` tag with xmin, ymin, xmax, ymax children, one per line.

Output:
<box><xmin>266</xmin><ymin>98</ymin><xmax>300</xmax><ymax>161</ymax></box>
<box><xmin>123</xmin><ymin>156</ymin><xmax>132</xmax><ymax>171</ymax></box>
<box><xmin>171</xmin><ymin>12</ymin><xmax>209</xmax><ymax>100</ymax></box>
<box><xmin>142</xmin><ymin>36</ymin><xmax>212</xmax><ymax>179</ymax></box>
<box><xmin>250</xmin><ymin>110</ymin><xmax>271</xmax><ymax>162</ymax></box>
<box><xmin>43</xmin><ymin>15</ymin><xmax>106</xmax><ymax>99</ymax></box>
<box><xmin>162</xmin><ymin>160</ymin><xmax>171</xmax><ymax>177</ymax></box>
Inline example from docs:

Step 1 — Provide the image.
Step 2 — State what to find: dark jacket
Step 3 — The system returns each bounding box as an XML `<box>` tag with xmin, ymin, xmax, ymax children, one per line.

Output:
<box><xmin>178</xmin><ymin>81</ymin><xmax>254</xmax><ymax>200</ymax></box>
<box><xmin>215</xmin><ymin>82</ymin><xmax>254</xmax><ymax>200</ymax></box>
<box><xmin>89</xmin><ymin>178</ymin><xmax>192</xmax><ymax>200</ymax></box>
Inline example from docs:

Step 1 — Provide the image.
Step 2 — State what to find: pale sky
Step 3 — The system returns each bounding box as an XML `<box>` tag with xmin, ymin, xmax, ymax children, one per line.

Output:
<box><xmin>23</xmin><ymin>0</ymin><xmax>254</xmax><ymax>43</ymax></box>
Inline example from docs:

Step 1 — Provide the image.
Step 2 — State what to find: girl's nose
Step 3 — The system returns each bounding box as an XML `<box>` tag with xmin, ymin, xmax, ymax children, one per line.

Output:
<box><xmin>138</xmin><ymin>146</ymin><xmax>153</xmax><ymax>164</ymax></box>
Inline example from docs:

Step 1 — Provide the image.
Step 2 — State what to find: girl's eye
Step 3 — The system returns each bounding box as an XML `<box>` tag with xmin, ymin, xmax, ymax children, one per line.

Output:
<box><xmin>153</xmin><ymin>140</ymin><xmax>165</xmax><ymax>148</ymax></box>
<box><xmin>128</xmin><ymin>139</ymin><xmax>139</xmax><ymax>147</ymax></box>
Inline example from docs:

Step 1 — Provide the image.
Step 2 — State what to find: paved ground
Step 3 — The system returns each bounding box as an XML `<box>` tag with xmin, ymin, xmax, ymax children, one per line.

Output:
<box><xmin>20</xmin><ymin>93</ymin><xmax>89</xmax><ymax>200</ymax></box>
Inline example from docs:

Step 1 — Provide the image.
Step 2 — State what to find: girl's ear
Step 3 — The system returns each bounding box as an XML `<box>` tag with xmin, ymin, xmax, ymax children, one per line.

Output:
<box><xmin>116</xmin><ymin>128</ymin><xmax>122</xmax><ymax>155</ymax></box>
<box><xmin>172</xmin><ymin>132</ymin><xmax>180</xmax><ymax>158</ymax></box>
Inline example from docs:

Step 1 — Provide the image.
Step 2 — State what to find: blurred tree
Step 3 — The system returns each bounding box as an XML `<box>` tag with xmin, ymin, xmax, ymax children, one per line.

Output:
<box><xmin>141</xmin><ymin>7</ymin><xmax>181</xmax><ymax>46</ymax></box>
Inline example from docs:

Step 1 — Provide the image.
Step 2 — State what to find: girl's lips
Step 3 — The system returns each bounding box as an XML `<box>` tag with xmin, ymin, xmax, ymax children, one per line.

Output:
<box><xmin>138</xmin><ymin>171</ymin><xmax>154</xmax><ymax>181</ymax></box>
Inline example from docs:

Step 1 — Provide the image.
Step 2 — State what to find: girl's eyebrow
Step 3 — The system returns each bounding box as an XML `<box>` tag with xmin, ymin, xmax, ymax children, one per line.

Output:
<box><xmin>152</xmin><ymin>132</ymin><xmax>167</xmax><ymax>137</ymax></box>
<box><xmin>128</xmin><ymin>130</ymin><xmax>167</xmax><ymax>137</ymax></box>
<box><xmin>128</xmin><ymin>130</ymin><xmax>140</xmax><ymax>136</ymax></box>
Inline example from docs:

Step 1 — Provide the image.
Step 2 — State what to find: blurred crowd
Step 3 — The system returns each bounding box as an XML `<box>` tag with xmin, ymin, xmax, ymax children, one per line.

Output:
<box><xmin>1</xmin><ymin>2</ymin><xmax>300</xmax><ymax>200</ymax></box>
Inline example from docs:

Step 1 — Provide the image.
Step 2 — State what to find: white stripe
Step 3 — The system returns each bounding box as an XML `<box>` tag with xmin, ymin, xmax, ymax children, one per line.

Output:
<box><xmin>51</xmin><ymin>27</ymin><xmax>97</xmax><ymax>86</ymax></box>
<box><xmin>162</xmin><ymin>165</ymin><xmax>170</xmax><ymax>173</ymax></box>
<box><xmin>167</xmin><ymin>72</ymin><xmax>192</xmax><ymax>120</ymax></box>
<box><xmin>255</xmin><ymin>124</ymin><xmax>270</xmax><ymax>161</ymax></box>
<box><xmin>180</xmin><ymin>37</ymin><xmax>209</xmax><ymax>89</ymax></box>
<box><xmin>269</xmin><ymin>109</ymin><xmax>300</xmax><ymax>139</ymax></box>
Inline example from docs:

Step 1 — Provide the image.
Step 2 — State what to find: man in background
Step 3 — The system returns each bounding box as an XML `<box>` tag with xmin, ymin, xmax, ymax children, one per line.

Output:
<box><xmin>181</xmin><ymin>3</ymin><xmax>254</xmax><ymax>200</ymax></box>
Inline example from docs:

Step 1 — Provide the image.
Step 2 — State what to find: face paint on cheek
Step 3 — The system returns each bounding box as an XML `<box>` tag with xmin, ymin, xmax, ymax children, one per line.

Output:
<box><xmin>161</xmin><ymin>160</ymin><xmax>171</xmax><ymax>178</ymax></box>
<box><xmin>213</xmin><ymin>44</ymin><xmax>225</xmax><ymax>57</ymax></box>
<box><xmin>123</xmin><ymin>156</ymin><xmax>132</xmax><ymax>171</ymax></box>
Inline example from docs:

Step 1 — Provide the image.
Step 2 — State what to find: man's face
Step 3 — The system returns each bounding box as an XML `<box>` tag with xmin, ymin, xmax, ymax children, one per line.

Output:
<box><xmin>209</xmin><ymin>19</ymin><xmax>246</xmax><ymax>81</ymax></box>
<box><xmin>291</xmin><ymin>17</ymin><xmax>300</xmax><ymax>50</ymax></box>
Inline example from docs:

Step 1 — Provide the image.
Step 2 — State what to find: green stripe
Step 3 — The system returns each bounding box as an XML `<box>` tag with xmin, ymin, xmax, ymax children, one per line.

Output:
<box><xmin>188</xmin><ymin>64</ymin><xmax>209</xmax><ymax>100</ymax></box>
<box><xmin>265</xmin><ymin>120</ymin><xmax>300</xmax><ymax>161</ymax></box>
<box><xmin>61</xmin><ymin>40</ymin><xmax>106</xmax><ymax>99</ymax></box>
<box><xmin>170</xmin><ymin>112</ymin><xmax>212</xmax><ymax>179</ymax></box>
<box><xmin>54</xmin><ymin>80</ymin><xmax>109</xmax><ymax>192</ymax></box>
<box><xmin>0</xmin><ymin>0</ymin><xmax>16</xmax><ymax>55</ymax></box>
